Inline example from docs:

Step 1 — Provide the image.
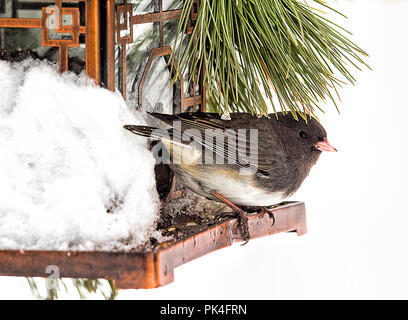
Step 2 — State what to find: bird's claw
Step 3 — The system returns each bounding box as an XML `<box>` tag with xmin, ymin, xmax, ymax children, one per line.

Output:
<box><xmin>213</xmin><ymin>210</ymin><xmax>250</xmax><ymax>244</ymax></box>
<box><xmin>261</xmin><ymin>207</ymin><xmax>276</xmax><ymax>226</ymax></box>
<box><xmin>236</xmin><ymin>210</ymin><xmax>250</xmax><ymax>245</ymax></box>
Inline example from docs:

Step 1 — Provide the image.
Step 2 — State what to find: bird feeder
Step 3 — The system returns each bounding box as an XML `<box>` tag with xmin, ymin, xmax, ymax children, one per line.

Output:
<box><xmin>0</xmin><ymin>0</ymin><xmax>307</xmax><ymax>289</ymax></box>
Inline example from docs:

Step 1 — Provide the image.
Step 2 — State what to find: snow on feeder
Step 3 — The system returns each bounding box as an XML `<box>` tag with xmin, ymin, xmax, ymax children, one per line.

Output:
<box><xmin>0</xmin><ymin>0</ymin><xmax>306</xmax><ymax>289</ymax></box>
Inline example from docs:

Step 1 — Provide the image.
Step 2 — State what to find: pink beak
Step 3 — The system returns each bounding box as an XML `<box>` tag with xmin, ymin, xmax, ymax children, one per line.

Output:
<box><xmin>315</xmin><ymin>139</ymin><xmax>337</xmax><ymax>152</ymax></box>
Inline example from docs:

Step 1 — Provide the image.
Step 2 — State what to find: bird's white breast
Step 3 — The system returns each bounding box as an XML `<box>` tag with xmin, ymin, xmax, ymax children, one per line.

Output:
<box><xmin>203</xmin><ymin>172</ymin><xmax>285</xmax><ymax>207</ymax></box>
<box><xmin>169</xmin><ymin>143</ymin><xmax>286</xmax><ymax>206</ymax></box>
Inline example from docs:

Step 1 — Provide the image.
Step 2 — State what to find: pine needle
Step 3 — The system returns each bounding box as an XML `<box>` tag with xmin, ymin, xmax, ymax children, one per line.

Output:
<box><xmin>169</xmin><ymin>0</ymin><xmax>368</xmax><ymax>116</ymax></box>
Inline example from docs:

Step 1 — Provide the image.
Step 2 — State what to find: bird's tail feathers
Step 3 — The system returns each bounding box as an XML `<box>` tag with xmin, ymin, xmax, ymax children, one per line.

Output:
<box><xmin>124</xmin><ymin>124</ymin><xmax>202</xmax><ymax>164</ymax></box>
<box><xmin>123</xmin><ymin>125</ymin><xmax>169</xmax><ymax>141</ymax></box>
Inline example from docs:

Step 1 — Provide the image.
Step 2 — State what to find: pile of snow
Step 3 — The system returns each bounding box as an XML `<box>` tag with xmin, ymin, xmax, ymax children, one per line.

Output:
<box><xmin>0</xmin><ymin>60</ymin><xmax>160</xmax><ymax>251</ymax></box>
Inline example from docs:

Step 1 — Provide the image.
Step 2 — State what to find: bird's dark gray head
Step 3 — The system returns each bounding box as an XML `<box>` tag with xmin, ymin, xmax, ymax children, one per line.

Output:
<box><xmin>272</xmin><ymin>112</ymin><xmax>336</xmax><ymax>163</ymax></box>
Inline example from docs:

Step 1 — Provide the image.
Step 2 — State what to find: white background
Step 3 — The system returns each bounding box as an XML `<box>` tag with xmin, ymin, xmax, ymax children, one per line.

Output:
<box><xmin>1</xmin><ymin>0</ymin><xmax>408</xmax><ymax>299</ymax></box>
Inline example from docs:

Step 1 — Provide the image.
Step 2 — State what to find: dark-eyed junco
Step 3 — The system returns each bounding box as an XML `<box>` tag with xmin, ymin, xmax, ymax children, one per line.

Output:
<box><xmin>124</xmin><ymin>112</ymin><xmax>336</xmax><ymax>241</ymax></box>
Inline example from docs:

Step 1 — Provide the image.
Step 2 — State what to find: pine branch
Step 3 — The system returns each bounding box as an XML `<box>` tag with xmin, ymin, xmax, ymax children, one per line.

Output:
<box><xmin>169</xmin><ymin>0</ymin><xmax>369</xmax><ymax>119</ymax></box>
<box><xmin>26</xmin><ymin>277</ymin><xmax>118</xmax><ymax>300</ymax></box>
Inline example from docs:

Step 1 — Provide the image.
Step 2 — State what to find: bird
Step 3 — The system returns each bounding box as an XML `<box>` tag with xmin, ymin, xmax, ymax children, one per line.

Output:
<box><xmin>124</xmin><ymin>112</ymin><xmax>336</xmax><ymax>242</ymax></box>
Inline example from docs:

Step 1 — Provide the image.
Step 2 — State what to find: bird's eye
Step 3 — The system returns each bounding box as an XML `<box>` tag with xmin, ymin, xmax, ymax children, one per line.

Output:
<box><xmin>299</xmin><ymin>131</ymin><xmax>309</xmax><ymax>139</ymax></box>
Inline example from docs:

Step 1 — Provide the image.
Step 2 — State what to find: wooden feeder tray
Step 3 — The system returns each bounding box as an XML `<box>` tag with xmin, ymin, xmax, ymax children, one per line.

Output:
<box><xmin>0</xmin><ymin>202</ymin><xmax>306</xmax><ymax>289</ymax></box>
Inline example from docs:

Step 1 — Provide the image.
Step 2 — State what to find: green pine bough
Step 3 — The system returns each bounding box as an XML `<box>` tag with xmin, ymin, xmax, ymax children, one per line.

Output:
<box><xmin>169</xmin><ymin>0</ymin><xmax>369</xmax><ymax>119</ymax></box>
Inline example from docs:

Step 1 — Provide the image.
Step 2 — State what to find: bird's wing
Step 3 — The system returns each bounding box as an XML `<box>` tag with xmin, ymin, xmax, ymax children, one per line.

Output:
<box><xmin>148</xmin><ymin>112</ymin><xmax>286</xmax><ymax>173</ymax></box>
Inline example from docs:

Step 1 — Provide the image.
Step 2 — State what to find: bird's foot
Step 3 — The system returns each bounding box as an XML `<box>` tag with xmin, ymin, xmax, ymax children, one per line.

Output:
<box><xmin>214</xmin><ymin>209</ymin><xmax>250</xmax><ymax>244</ymax></box>
<box><xmin>211</xmin><ymin>192</ymin><xmax>251</xmax><ymax>244</ymax></box>
<box><xmin>234</xmin><ymin>208</ymin><xmax>250</xmax><ymax>245</ymax></box>
<box><xmin>260</xmin><ymin>207</ymin><xmax>276</xmax><ymax>226</ymax></box>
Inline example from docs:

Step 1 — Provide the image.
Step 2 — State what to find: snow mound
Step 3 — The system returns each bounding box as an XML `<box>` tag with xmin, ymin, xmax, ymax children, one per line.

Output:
<box><xmin>0</xmin><ymin>60</ymin><xmax>160</xmax><ymax>251</ymax></box>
